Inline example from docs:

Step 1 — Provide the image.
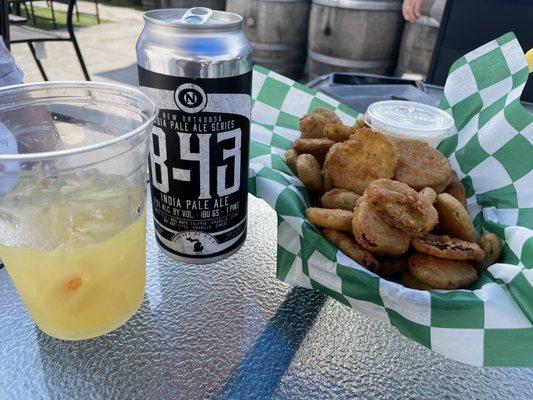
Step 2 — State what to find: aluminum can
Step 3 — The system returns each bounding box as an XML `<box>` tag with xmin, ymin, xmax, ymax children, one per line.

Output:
<box><xmin>136</xmin><ymin>7</ymin><xmax>253</xmax><ymax>264</ymax></box>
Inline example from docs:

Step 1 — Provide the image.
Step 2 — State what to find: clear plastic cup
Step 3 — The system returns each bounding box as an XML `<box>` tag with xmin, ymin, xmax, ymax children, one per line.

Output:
<box><xmin>364</xmin><ymin>100</ymin><xmax>455</xmax><ymax>148</ymax></box>
<box><xmin>0</xmin><ymin>82</ymin><xmax>156</xmax><ymax>340</ymax></box>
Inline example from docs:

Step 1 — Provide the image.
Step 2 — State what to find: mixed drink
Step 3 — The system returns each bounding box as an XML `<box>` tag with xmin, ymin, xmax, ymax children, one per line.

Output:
<box><xmin>0</xmin><ymin>172</ymin><xmax>147</xmax><ymax>340</ymax></box>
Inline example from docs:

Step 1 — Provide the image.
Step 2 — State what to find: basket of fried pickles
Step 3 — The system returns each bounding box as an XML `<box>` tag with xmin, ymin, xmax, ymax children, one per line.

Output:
<box><xmin>286</xmin><ymin>110</ymin><xmax>499</xmax><ymax>291</ymax></box>
<box><xmin>249</xmin><ymin>33</ymin><xmax>533</xmax><ymax>366</ymax></box>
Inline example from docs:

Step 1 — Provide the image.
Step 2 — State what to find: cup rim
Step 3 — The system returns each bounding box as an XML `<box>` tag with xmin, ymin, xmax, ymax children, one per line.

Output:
<box><xmin>0</xmin><ymin>81</ymin><xmax>157</xmax><ymax>162</ymax></box>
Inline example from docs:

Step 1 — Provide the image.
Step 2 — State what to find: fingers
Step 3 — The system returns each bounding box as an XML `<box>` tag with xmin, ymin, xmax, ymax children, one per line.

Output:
<box><xmin>414</xmin><ymin>0</ymin><xmax>423</xmax><ymax>19</ymax></box>
<box><xmin>402</xmin><ymin>0</ymin><xmax>423</xmax><ymax>22</ymax></box>
<box><xmin>402</xmin><ymin>0</ymin><xmax>415</xmax><ymax>22</ymax></box>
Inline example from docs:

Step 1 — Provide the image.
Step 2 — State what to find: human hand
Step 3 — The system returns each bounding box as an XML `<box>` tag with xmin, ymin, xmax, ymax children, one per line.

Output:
<box><xmin>402</xmin><ymin>0</ymin><xmax>424</xmax><ymax>22</ymax></box>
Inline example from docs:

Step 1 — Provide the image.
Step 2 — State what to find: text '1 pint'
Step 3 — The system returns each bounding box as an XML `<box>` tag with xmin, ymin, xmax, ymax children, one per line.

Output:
<box><xmin>136</xmin><ymin>7</ymin><xmax>253</xmax><ymax>263</ymax></box>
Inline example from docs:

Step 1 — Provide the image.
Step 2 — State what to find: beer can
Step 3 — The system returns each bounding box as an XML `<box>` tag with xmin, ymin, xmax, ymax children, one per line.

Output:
<box><xmin>136</xmin><ymin>7</ymin><xmax>253</xmax><ymax>264</ymax></box>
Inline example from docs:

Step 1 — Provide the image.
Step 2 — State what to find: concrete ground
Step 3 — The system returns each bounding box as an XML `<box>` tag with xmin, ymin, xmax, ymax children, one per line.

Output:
<box><xmin>10</xmin><ymin>1</ymin><xmax>144</xmax><ymax>87</ymax></box>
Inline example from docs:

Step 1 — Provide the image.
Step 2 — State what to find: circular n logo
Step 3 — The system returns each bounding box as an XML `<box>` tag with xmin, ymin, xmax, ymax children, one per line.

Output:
<box><xmin>174</xmin><ymin>83</ymin><xmax>207</xmax><ymax>114</ymax></box>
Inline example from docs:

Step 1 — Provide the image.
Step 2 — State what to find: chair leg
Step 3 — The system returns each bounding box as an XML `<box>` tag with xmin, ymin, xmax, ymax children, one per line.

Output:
<box><xmin>71</xmin><ymin>38</ymin><xmax>90</xmax><ymax>81</ymax></box>
<box><xmin>95</xmin><ymin>0</ymin><xmax>100</xmax><ymax>24</ymax></box>
<box><xmin>28</xmin><ymin>42</ymin><xmax>49</xmax><ymax>81</ymax></box>
<box><xmin>50</xmin><ymin>1</ymin><xmax>57</xmax><ymax>29</ymax></box>
<box><xmin>29</xmin><ymin>1</ymin><xmax>36</xmax><ymax>25</ymax></box>
<box><xmin>75</xmin><ymin>2</ymin><xmax>79</xmax><ymax>22</ymax></box>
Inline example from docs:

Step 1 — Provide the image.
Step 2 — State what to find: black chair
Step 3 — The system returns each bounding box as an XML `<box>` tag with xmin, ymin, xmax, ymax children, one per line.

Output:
<box><xmin>8</xmin><ymin>0</ymin><xmax>36</xmax><ymax>25</ymax></box>
<box><xmin>9</xmin><ymin>0</ymin><xmax>90</xmax><ymax>80</ymax></box>
<box><xmin>1</xmin><ymin>0</ymin><xmax>9</xmax><ymax>46</ymax></box>
<box><xmin>49</xmin><ymin>0</ymin><xmax>101</xmax><ymax>28</ymax></box>
<box><xmin>427</xmin><ymin>0</ymin><xmax>533</xmax><ymax>102</ymax></box>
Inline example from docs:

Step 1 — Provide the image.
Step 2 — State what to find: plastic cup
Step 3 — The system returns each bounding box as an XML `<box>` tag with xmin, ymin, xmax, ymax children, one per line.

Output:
<box><xmin>0</xmin><ymin>82</ymin><xmax>156</xmax><ymax>340</ymax></box>
<box><xmin>364</xmin><ymin>100</ymin><xmax>455</xmax><ymax>148</ymax></box>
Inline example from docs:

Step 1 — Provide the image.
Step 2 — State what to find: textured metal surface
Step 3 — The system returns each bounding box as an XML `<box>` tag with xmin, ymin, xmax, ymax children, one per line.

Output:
<box><xmin>1</xmin><ymin>195</ymin><xmax>533</xmax><ymax>399</ymax></box>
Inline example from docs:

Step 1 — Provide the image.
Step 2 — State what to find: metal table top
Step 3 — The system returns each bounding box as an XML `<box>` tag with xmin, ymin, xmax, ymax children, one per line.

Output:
<box><xmin>1</xmin><ymin>195</ymin><xmax>533</xmax><ymax>399</ymax></box>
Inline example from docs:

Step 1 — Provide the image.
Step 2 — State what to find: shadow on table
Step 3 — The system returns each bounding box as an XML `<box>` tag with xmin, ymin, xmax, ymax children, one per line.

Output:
<box><xmin>35</xmin><ymin>298</ymin><xmax>167</xmax><ymax>399</ymax></box>
<box><xmin>219</xmin><ymin>287</ymin><xmax>327</xmax><ymax>399</ymax></box>
<box><xmin>95</xmin><ymin>63</ymin><xmax>138</xmax><ymax>87</ymax></box>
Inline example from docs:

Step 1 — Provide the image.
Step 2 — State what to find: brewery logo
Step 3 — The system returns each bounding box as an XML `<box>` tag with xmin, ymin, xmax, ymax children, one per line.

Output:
<box><xmin>171</xmin><ymin>231</ymin><xmax>218</xmax><ymax>254</ymax></box>
<box><xmin>174</xmin><ymin>83</ymin><xmax>207</xmax><ymax>114</ymax></box>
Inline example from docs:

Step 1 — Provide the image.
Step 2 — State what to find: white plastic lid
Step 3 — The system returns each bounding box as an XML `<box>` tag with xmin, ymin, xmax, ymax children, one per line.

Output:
<box><xmin>364</xmin><ymin>101</ymin><xmax>455</xmax><ymax>146</ymax></box>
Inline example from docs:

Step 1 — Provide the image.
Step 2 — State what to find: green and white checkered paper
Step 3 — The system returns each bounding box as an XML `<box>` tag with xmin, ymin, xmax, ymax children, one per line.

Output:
<box><xmin>248</xmin><ymin>32</ymin><xmax>533</xmax><ymax>367</ymax></box>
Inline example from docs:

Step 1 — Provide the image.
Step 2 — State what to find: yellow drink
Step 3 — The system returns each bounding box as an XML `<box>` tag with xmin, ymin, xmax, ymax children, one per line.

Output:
<box><xmin>0</xmin><ymin>173</ymin><xmax>147</xmax><ymax>340</ymax></box>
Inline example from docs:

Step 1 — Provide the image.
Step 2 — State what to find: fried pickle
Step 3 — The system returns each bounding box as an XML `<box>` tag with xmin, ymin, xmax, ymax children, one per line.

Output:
<box><xmin>306</xmin><ymin>207</ymin><xmax>353</xmax><ymax>232</ymax></box>
<box><xmin>324</xmin><ymin>128</ymin><xmax>398</xmax><ymax>194</ymax></box>
<box><xmin>412</xmin><ymin>234</ymin><xmax>485</xmax><ymax>261</ymax></box>
<box><xmin>394</xmin><ymin>139</ymin><xmax>452</xmax><ymax>193</ymax></box>
<box><xmin>402</xmin><ymin>270</ymin><xmax>435</xmax><ymax>290</ymax></box>
<box><xmin>285</xmin><ymin>148</ymin><xmax>298</xmax><ymax>173</ymax></box>
<box><xmin>322</xmin><ymin>169</ymin><xmax>334</xmax><ymax>192</ymax></box>
<box><xmin>365</xmin><ymin>179</ymin><xmax>438</xmax><ymax>236</ymax></box>
<box><xmin>374</xmin><ymin>255</ymin><xmax>410</xmax><ymax>277</ymax></box>
<box><xmin>419</xmin><ymin>187</ymin><xmax>437</xmax><ymax>204</ymax></box>
<box><xmin>321</xmin><ymin>189</ymin><xmax>360</xmax><ymax>210</ymax></box>
<box><xmin>323</xmin><ymin>229</ymin><xmax>379</xmax><ymax>270</ymax></box>
<box><xmin>299</xmin><ymin>113</ymin><xmax>328</xmax><ymax>139</ymax></box>
<box><xmin>293</xmin><ymin>138</ymin><xmax>335</xmax><ymax>163</ymax></box>
<box><xmin>353</xmin><ymin>116</ymin><xmax>369</xmax><ymax>130</ymax></box>
<box><xmin>445</xmin><ymin>171</ymin><xmax>467</xmax><ymax>208</ymax></box>
<box><xmin>408</xmin><ymin>252</ymin><xmax>478</xmax><ymax>290</ymax></box>
<box><xmin>315</xmin><ymin>107</ymin><xmax>342</xmax><ymax>124</ymax></box>
<box><xmin>323</xmin><ymin>123</ymin><xmax>357</xmax><ymax>142</ymax></box>
<box><xmin>352</xmin><ymin>200</ymin><xmax>411</xmax><ymax>256</ymax></box>
<box><xmin>435</xmin><ymin>193</ymin><xmax>478</xmax><ymax>243</ymax></box>
<box><xmin>401</xmin><ymin>271</ymin><xmax>436</xmax><ymax>291</ymax></box>
<box><xmin>478</xmin><ymin>233</ymin><xmax>503</xmax><ymax>272</ymax></box>
<box><xmin>296</xmin><ymin>154</ymin><xmax>322</xmax><ymax>192</ymax></box>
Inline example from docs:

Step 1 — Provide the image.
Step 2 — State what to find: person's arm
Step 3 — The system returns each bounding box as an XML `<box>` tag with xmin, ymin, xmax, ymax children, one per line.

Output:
<box><xmin>0</xmin><ymin>38</ymin><xmax>59</xmax><ymax>155</ymax></box>
<box><xmin>402</xmin><ymin>0</ymin><xmax>425</xmax><ymax>22</ymax></box>
<box><xmin>0</xmin><ymin>38</ymin><xmax>24</xmax><ymax>86</ymax></box>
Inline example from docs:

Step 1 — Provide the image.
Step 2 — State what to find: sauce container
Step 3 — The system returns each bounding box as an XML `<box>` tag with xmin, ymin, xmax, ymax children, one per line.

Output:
<box><xmin>364</xmin><ymin>100</ymin><xmax>455</xmax><ymax>148</ymax></box>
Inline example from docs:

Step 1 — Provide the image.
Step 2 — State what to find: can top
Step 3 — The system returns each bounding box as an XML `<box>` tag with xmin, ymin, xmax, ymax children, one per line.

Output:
<box><xmin>144</xmin><ymin>8</ymin><xmax>243</xmax><ymax>30</ymax></box>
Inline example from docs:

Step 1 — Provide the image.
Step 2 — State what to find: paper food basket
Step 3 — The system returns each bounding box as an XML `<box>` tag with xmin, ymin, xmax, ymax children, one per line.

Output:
<box><xmin>247</xmin><ymin>32</ymin><xmax>533</xmax><ymax>367</ymax></box>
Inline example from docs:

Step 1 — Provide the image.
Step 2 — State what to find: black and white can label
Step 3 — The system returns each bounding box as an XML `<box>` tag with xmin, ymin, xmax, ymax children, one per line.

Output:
<box><xmin>139</xmin><ymin>66</ymin><xmax>252</xmax><ymax>260</ymax></box>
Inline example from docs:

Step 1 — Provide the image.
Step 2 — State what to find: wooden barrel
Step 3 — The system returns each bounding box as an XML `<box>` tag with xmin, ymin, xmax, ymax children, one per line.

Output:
<box><xmin>308</xmin><ymin>0</ymin><xmax>404</xmax><ymax>79</ymax></box>
<box><xmin>227</xmin><ymin>0</ymin><xmax>311</xmax><ymax>79</ymax></box>
<box><xmin>143</xmin><ymin>0</ymin><xmax>226</xmax><ymax>11</ymax></box>
<box><xmin>395</xmin><ymin>16</ymin><xmax>440</xmax><ymax>78</ymax></box>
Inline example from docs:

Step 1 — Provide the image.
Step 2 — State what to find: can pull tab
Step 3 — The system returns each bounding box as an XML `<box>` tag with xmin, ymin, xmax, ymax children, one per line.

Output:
<box><xmin>180</xmin><ymin>7</ymin><xmax>213</xmax><ymax>25</ymax></box>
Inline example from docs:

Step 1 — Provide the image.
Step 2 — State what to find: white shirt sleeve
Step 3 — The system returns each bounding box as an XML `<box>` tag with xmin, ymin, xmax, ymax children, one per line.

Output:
<box><xmin>0</xmin><ymin>37</ymin><xmax>24</xmax><ymax>86</ymax></box>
